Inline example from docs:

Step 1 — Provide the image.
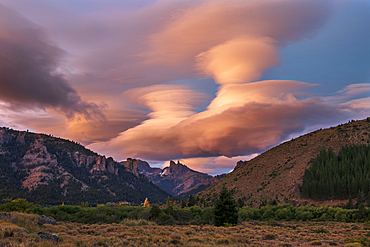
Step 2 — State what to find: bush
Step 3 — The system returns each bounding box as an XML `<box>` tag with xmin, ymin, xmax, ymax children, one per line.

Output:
<box><xmin>0</xmin><ymin>199</ymin><xmax>35</xmax><ymax>213</ymax></box>
<box><xmin>150</xmin><ymin>205</ymin><xmax>161</xmax><ymax>219</ymax></box>
<box><xmin>173</xmin><ymin>208</ymin><xmax>193</xmax><ymax>223</ymax></box>
<box><xmin>157</xmin><ymin>213</ymin><xmax>174</xmax><ymax>225</ymax></box>
<box><xmin>202</xmin><ymin>208</ymin><xmax>214</xmax><ymax>224</ymax></box>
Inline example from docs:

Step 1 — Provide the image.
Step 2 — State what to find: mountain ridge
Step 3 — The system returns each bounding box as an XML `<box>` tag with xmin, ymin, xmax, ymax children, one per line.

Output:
<box><xmin>126</xmin><ymin>159</ymin><xmax>224</xmax><ymax>199</ymax></box>
<box><xmin>0</xmin><ymin>127</ymin><xmax>170</xmax><ymax>205</ymax></box>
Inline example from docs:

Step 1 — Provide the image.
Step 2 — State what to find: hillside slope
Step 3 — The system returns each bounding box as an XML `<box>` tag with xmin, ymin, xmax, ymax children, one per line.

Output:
<box><xmin>0</xmin><ymin>128</ymin><xmax>170</xmax><ymax>205</ymax></box>
<box><xmin>198</xmin><ymin>118</ymin><xmax>370</xmax><ymax>207</ymax></box>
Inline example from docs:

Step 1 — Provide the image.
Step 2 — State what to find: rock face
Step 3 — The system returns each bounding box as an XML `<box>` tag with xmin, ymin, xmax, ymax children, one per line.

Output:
<box><xmin>0</xmin><ymin>127</ymin><xmax>170</xmax><ymax>205</ymax></box>
<box><xmin>122</xmin><ymin>158</ymin><xmax>140</xmax><ymax>176</ymax></box>
<box><xmin>135</xmin><ymin>160</ymin><xmax>222</xmax><ymax>199</ymax></box>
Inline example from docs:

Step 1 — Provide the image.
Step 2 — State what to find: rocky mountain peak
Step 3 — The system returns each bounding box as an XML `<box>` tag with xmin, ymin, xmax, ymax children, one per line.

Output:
<box><xmin>122</xmin><ymin>158</ymin><xmax>140</xmax><ymax>176</ymax></box>
<box><xmin>136</xmin><ymin>159</ymin><xmax>222</xmax><ymax>199</ymax></box>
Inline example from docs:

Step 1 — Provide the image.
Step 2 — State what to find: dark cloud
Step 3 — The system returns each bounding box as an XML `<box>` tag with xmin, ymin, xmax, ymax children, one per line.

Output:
<box><xmin>0</xmin><ymin>4</ymin><xmax>103</xmax><ymax>119</ymax></box>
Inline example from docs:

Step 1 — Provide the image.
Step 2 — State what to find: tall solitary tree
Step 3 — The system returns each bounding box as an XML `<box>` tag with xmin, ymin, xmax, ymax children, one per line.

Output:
<box><xmin>214</xmin><ymin>186</ymin><xmax>238</xmax><ymax>227</ymax></box>
<box><xmin>143</xmin><ymin>198</ymin><xmax>150</xmax><ymax>208</ymax></box>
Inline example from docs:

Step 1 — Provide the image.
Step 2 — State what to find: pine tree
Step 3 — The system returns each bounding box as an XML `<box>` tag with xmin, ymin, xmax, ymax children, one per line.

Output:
<box><xmin>188</xmin><ymin>195</ymin><xmax>196</xmax><ymax>207</ymax></box>
<box><xmin>166</xmin><ymin>196</ymin><xmax>170</xmax><ymax>207</ymax></box>
<box><xmin>237</xmin><ymin>198</ymin><xmax>245</xmax><ymax>208</ymax></box>
<box><xmin>366</xmin><ymin>191</ymin><xmax>370</xmax><ymax>206</ymax></box>
<box><xmin>356</xmin><ymin>191</ymin><xmax>364</xmax><ymax>209</ymax></box>
<box><xmin>214</xmin><ymin>186</ymin><xmax>238</xmax><ymax>227</ymax></box>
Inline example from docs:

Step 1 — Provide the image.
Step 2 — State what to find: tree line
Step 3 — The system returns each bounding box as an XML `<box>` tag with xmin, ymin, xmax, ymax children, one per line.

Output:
<box><xmin>302</xmin><ymin>144</ymin><xmax>370</xmax><ymax>201</ymax></box>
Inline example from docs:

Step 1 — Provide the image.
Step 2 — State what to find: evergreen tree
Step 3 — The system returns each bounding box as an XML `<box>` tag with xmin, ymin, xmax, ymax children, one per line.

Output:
<box><xmin>302</xmin><ymin>144</ymin><xmax>370</xmax><ymax>201</ymax></box>
<box><xmin>356</xmin><ymin>191</ymin><xmax>364</xmax><ymax>209</ymax></box>
<box><xmin>214</xmin><ymin>186</ymin><xmax>238</xmax><ymax>227</ymax></box>
<box><xmin>166</xmin><ymin>196</ymin><xmax>170</xmax><ymax>207</ymax></box>
<box><xmin>366</xmin><ymin>191</ymin><xmax>370</xmax><ymax>206</ymax></box>
<box><xmin>188</xmin><ymin>195</ymin><xmax>196</xmax><ymax>207</ymax></box>
<box><xmin>237</xmin><ymin>198</ymin><xmax>245</xmax><ymax>208</ymax></box>
<box><xmin>345</xmin><ymin>195</ymin><xmax>353</xmax><ymax>209</ymax></box>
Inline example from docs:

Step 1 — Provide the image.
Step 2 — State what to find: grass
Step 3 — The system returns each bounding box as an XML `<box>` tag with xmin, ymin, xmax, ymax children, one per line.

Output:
<box><xmin>3</xmin><ymin>214</ymin><xmax>370</xmax><ymax>246</ymax></box>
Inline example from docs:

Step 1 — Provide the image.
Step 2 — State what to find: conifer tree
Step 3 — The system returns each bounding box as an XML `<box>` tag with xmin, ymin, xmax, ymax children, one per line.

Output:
<box><xmin>356</xmin><ymin>191</ymin><xmax>364</xmax><ymax>209</ymax></box>
<box><xmin>366</xmin><ymin>191</ymin><xmax>370</xmax><ymax>206</ymax></box>
<box><xmin>188</xmin><ymin>195</ymin><xmax>196</xmax><ymax>207</ymax></box>
<box><xmin>214</xmin><ymin>185</ymin><xmax>238</xmax><ymax>227</ymax></box>
<box><xmin>166</xmin><ymin>196</ymin><xmax>170</xmax><ymax>207</ymax></box>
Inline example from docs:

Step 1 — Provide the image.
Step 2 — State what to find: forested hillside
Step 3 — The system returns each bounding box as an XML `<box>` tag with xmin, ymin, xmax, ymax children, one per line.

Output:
<box><xmin>302</xmin><ymin>144</ymin><xmax>370</xmax><ymax>200</ymax></box>
<box><xmin>0</xmin><ymin>127</ymin><xmax>170</xmax><ymax>205</ymax></box>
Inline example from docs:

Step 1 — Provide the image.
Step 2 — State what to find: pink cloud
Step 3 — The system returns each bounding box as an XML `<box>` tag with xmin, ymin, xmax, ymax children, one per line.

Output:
<box><xmin>2</xmin><ymin>0</ymin><xmax>366</xmax><ymax>176</ymax></box>
<box><xmin>90</xmin><ymin>80</ymin><xmax>358</xmax><ymax>162</ymax></box>
<box><xmin>196</xmin><ymin>37</ymin><xmax>280</xmax><ymax>84</ymax></box>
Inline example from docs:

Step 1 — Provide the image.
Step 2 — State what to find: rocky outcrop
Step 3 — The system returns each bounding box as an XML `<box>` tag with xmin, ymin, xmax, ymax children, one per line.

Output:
<box><xmin>36</xmin><ymin>232</ymin><xmax>59</xmax><ymax>243</ymax></box>
<box><xmin>122</xmin><ymin>158</ymin><xmax>140</xmax><ymax>176</ymax></box>
<box><xmin>0</xmin><ymin>212</ymin><xmax>14</xmax><ymax>221</ymax></box>
<box><xmin>38</xmin><ymin>215</ymin><xmax>57</xmax><ymax>225</ymax></box>
<box><xmin>0</xmin><ymin>130</ymin><xmax>12</xmax><ymax>145</ymax></box>
<box><xmin>136</xmin><ymin>160</ymin><xmax>222</xmax><ymax>199</ymax></box>
<box><xmin>90</xmin><ymin>156</ymin><xmax>118</xmax><ymax>175</ymax></box>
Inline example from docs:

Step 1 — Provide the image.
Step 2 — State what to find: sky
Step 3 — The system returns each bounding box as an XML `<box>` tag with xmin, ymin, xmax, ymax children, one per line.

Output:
<box><xmin>0</xmin><ymin>0</ymin><xmax>369</xmax><ymax>175</ymax></box>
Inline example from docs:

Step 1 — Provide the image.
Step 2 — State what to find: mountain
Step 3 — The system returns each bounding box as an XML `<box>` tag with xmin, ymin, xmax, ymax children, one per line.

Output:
<box><xmin>0</xmin><ymin>127</ymin><xmax>170</xmax><ymax>205</ymax></box>
<box><xmin>124</xmin><ymin>159</ymin><xmax>223</xmax><ymax>200</ymax></box>
<box><xmin>198</xmin><ymin>118</ymin><xmax>370</xmax><ymax>207</ymax></box>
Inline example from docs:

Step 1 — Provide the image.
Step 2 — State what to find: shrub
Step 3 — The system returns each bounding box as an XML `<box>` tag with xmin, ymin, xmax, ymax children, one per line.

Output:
<box><xmin>202</xmin><ymin>208</ymin><xmax>214</xmax><ymax>224</ymax></box>
<box><xmin>0</xmin><ymin>199</ymin><xmax>34</xmax><ymax>213</ymax></box>
<box><xmin>173</xmin><ymin>208</ymin><xmax>193</xmax><ymax>223</ymax></box>
<box><xmin>150</xmin><ymin>205</ymin><xmax>161</xmax><ymax>219</ymax></box>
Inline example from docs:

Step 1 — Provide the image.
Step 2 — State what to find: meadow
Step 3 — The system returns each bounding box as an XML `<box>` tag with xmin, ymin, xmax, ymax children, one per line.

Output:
<box><xmin>2</xmin><ymin>199</ymin><xmax>370</xmax><ymax>246</ymax></box>
<box><xmin>2</xmin><ymin>212</ymin><xmax>370</xmax><ymax>246</ymax></box>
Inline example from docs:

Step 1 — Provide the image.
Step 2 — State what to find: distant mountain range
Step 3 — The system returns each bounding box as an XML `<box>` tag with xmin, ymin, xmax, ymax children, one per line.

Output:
<box><xmin>122</xmin><ymin>159</ymin><xmax>224</xmax><ymax>200</ymax></box>
<box><xmin>198</xmin><ymin>118</ymin><xmax>370</xmax><ymax>207</ymax></box>
<box><xmin>0</xmin><ymin>127</ymin><xmax>170</xmax><ymax>205</ymax></box>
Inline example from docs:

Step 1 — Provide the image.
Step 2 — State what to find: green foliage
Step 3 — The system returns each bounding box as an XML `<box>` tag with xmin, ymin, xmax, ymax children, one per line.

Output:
<box><xmin>6</xmin><ymin>197</ymin><xmax>370</xmax><ymax>226</ymax></box>
<box><xmin>202</xmin><ymin>207</ymin><xmax>215</xmax><ymax>224</ymax></box>
<box><xmin>344</xmin><ymin>237</ymin><xmax>370</xmax><ymax>247</ymax></box>
<box><xmin>0</xmin><ymin>198</ymin><xmax>35</xmax><ymax>213</ymax></box>
<box><xmin>214</xmin><ymin>186</ymin><xmax>238</xmax><ymax>227</ymax></box>
<box><xmin>302</xmin><ymin>145</ymin><xmax>370</xmax><ymax>201</ymax></box>
<box><xmin>150</xmin><ymin>204</ymin><xmax>161</xmax><ymax>219</ymax></box>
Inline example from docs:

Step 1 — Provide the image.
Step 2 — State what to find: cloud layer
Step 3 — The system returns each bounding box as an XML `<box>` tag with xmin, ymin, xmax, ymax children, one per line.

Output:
<box><xmin>94</xmin><ymin>80</ymin><xmax>360</xmax><ymax>162</ymax></box>
<box><xmin>0</xmin><ymin>4</ymin><xmax>103</xmax><ymax>119</ymax></box>
<box><xmin>0</xmin><ymin>0</ymin><xmax>368</xmax><ymax>174</ymax></box>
